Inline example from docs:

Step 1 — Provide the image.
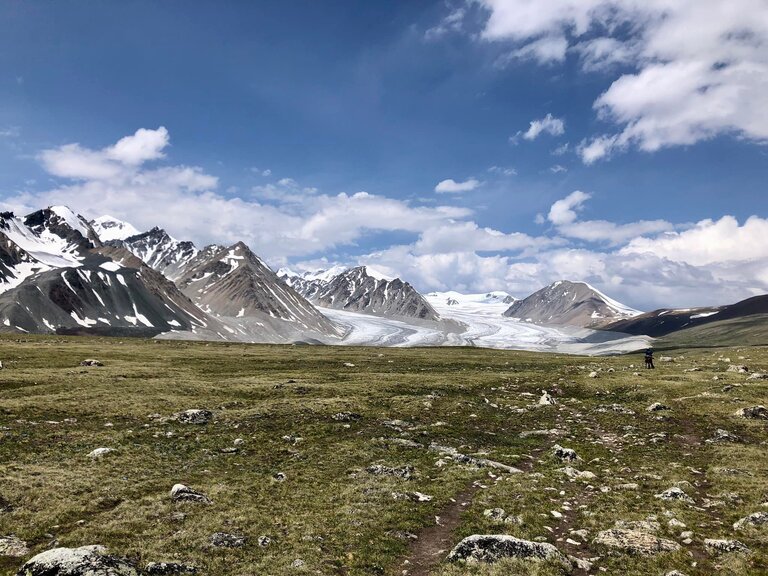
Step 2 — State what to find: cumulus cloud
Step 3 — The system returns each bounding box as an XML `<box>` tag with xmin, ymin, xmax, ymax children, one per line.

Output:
<box><xmin>434</xmin><ymin>178</ymin><xmax>482</xmax><ymax>193</ymax></box>
<box><xmin>516</xmin><ymin>113</ymin><xmax>565</xmax><ymax>141</ymax></box>
<box><xmin>548</xmin><ymin>190</ymin><xmax>590</xmax><ymax>225</ymax></box>
<box><xmin>470</xmin><ymin>0</ymin><xmax>768</xmax><ymax>162</ymax></box>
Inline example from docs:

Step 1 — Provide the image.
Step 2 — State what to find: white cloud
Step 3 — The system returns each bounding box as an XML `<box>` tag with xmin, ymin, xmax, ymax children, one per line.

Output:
<box><xmin>549</xmin><ymin>164</ymin><xmax>567</xmax><ymax>173</ymax></box>
<box><xmin>472</xmin><ymin>0</ymin><xmax>768</xmax><ymax>161</ymax></box>
<box><xmin>434</xmin><ymin>178</ymin><xmax>482</xmax><ymax>193</ymax></box>
<box><xmin>498</xmin><ymin>35</ymin><xmax>568</xmax><ymax>65</ymax></box>
<box><xmin>106</xmin><ymin>127</ymin><xmax>169</xmax><ymax>165</ymax></box>
<box><xmin>0</xmin><ymin>126</ymin><xmax>20</xmax><ymax>138</ymax></box>
<box><xmin>488</xmin><ymin>165</ymin><xmax>517</xmax><ymax>176</ymax></box>
<box><xmin>525</xmin><ymin>113</ymin><xmax>565</xmax><ymax>140</ymax></box>
<box><xmin>547</xmin><ymin>190</ymin><xmax>590</xmax><ymax>225</ymax></box>
<box><xmin>425</xmin><ymin>7</ymin><xmax>467</xmax><ymax>40</ymax></box>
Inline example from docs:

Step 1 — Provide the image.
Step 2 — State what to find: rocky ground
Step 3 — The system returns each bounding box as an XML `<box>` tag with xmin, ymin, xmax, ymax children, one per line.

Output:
<box><xmin>0</xmin><ymin>336</ymin><xmax>767</xmax><ymax>575</ymax></box>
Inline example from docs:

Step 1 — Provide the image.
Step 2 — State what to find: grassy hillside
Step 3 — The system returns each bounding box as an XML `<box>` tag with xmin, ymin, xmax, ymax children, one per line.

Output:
<box><xmin>657</xmin><ymin>314</ymin><xmax>768</xmax><ymax>349</ymax></box>
<box><xmin>1</xmin><ymin>335</ymin><xmax>768</xmax><ymax>575</ymax></box>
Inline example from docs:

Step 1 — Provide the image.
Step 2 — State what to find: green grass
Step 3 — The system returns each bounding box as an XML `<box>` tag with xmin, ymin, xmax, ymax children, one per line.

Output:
<box><xmin>1</xmin><ymin>335</ymin><xmax>767</xmax><ymax>575</ymax></box>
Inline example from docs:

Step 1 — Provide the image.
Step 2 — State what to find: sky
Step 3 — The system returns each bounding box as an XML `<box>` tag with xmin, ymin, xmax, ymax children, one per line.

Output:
<box><xmin>0</xmin><ymin>0</ymin><xmax>767</xmax><ymax>311</ymax></box>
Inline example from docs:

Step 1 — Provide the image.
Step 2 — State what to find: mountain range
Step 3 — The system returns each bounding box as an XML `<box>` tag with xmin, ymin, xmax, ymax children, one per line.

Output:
<box><xmin>0</xmin><ymin>207</ymin><xmax>763</xmax><ymax>353</ymax></box>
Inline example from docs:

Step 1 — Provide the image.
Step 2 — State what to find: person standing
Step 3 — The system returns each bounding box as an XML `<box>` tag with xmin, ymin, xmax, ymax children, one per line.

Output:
<box><xmin>644</xmin><ymin>348</ymin><xmax>655</xmax><ymax>369</ymax></box>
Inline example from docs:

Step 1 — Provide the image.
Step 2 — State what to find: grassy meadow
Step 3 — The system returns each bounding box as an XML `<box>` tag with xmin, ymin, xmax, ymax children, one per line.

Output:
<box><xmin>1</xmin><ymin>335</ymin><xmax>767</xmax><ymax>575</ymax></box>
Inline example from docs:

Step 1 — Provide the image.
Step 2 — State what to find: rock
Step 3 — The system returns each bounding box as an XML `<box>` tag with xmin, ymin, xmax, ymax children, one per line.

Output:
<box><xmin>144</xmin><ymin>562</ymin><xmax>198</xmax><ymax>574</ymax></box>
<box><xmin>747</xmin><ymin>373</ymin><xmax>768</xmax><ymax>380</ymax></box>
<box><xmin>733</xmin><ymin>511</ymin><xmax>768</xmax><ymax>530</ymax></box>
<box><xmin>366</xmin><ymin>464</ymin><xmax>413</xmax><ymax>479</ymax></box>
<box><xmin>704</xmin><ymin>538</ymin><xmax>750</xmax><ymax>554</ymax></box>
<box><xmin>173</xmin><ymin>409</ymin><xmax>213</xmax><ymax>425</ymax></box>
<box><xmin>257</xmin><ymin>536</ymin><xmax>272</xmax><ymax>547</ymax></box>
<box><xmin>273</xmin><ymin>472</ymin><xmax>287</xmax><ymax>482</ymax></box>
<box><xmin>87</xmin><ymin>447</ymin><xmax>114</xmax><ymax>459</ymax></box>
<box><xmin>538</xmin><ymin>391</ymin><xmax>556</xmax><ymax>405</ymax></box>
<box><xmin>736</xmin><ymin>405</ymin><xmax>768</xmax><ymax>419</ymax></box>
<box><xmin>15</xmin><ymin>545</ymin><xmax>138</xmax><ymax>575</ymax></box>
<box><xmin>727</xmin><ymin>364</ymin><xmax>749</xmax><ymax>373</ymax></box>
<box><xmin>210</xmin><ymin>532</ymin><xmax>246</xmax><ymax>548</ymax></box>
<box><xmin>593</xmin><ymin>529</ymin><xmax>680</xmax><ymax>555</ymax></box>
<box><xmin>647</xmin><ymin>402</ymin><xmax>671</xmax><ymax>412</ymax></box>
<box><xmin>558</xmin><ymin>466</ymin><xmax>595</xmax><ymax>480</ymax></box>
<box><xmin>614</xmin><ymin>520</ymin><xmax>661</xmax><ymax>533</ymax></box>
<box><xmin>665</xmin><ymin>571</ymin><xmax>689</xmax><ymax>576</ymax></box>
<box><xmin>655</xmin><ymin>487</ymin><xmax>694</xmax><ymax>504</ymax></box>
<box><xmin>588</xmin><ymin>371</ymin><xmax>599</xmax><ymax>378</ymax></box>
<box><xmin>291</xmin><ymin>559</ymin><xmax>305</xmax><ymax>569</ymax></box>
<box><xmin>392</xmin><ymin>491</ymin><xmax>433</xmax><ymax>502</ymax></box>
<box><xmin>483</xmin><ymin>508</ymin><xmax>507</xmax><ymax>521</ymax></box>
<box><xmin>446</xmin><ymin>534</ymin><xmax>570</xmax><ymax>567</ymax></box>
<box><xmin>0</xmin><ymin>535</ymin><xmax>29</xmax><ymax>557</ymax></box>
<box><xmin>343</xmin><ymin>362</ymin><xmax>355</xmax><ymax>367</ymax></box>
<box><xmin>705</xmin><ymin>429</ymin><xmax>741</xmax><ymax>443</ymax></box>
<box><xmin>170</xmin><ymin>484</ymin><xmax>211</xmax><ymax>504</ymax></box>
<box><xmin>80</xmin><ymin>359</ymin><xmax>103</xmax><ymax>367</ymax></box>
<box><xmin>552</xmin><ymin>444</ymin><xmax>580</xmax><ymax>462</ymax></box>
<box><xmin>332</xmin><ymin>412</ymin><xmax>361</xmax><ymax>422</ymax></box>
<box><xmin>659</xmin><ymin>356</ymin><xmax>674</xmax><ymax>362</ymax></box>
<box><xmin>428</xmin><ymin>443</ymin><xmax>522</xmax><ymax>474</ymax></box>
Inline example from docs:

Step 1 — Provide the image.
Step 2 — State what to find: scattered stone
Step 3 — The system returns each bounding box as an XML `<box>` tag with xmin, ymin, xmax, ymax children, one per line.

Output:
<box><xmin>392</xmin><ymin>491</ymin><xmax>432</xmax><ymax>502</ymax></box>
<box><xmin>282</xmin><ymin>434</ymin><xmax>302</xmax><ymax>445</ymax></box>
<box><xmin>597</xmin><ymin>403</ymin><xmax>635</xmax><ymax>415</ymax></box>
<box><xmin>483</xmin><ymin>508</ymin><xmax>507</xmax><ymax>521</ymax></box>
<box><xmin>15</xmin><ymin>545</ymin><xmax>138</xmax><ymax>576</ymax></box>
<box><xmin>366</xmin><ymin>464</ymin><xmax>413</xmax><ymax>479</ymax></box>
<box><xmin>0</xmin><ymin>535</ymin><xmax>29</xmax><ymax>557</ymax></box>
<box><xmin>747</xmin><ymin>373</ymin><xmax>768</xmax><ymax>380</ymax></box>
<box><xmin>659</xmin><ymin>356</ymin><xmax>674</xmax><ymax>362</ymax></box>
<box><xmin>273</xmin><ymin>472</ymin><xmax>287</xmax><ymax>482</ymax></box>
<box><xmin>665</xmin><ymin>571</ymin><xmax>689</xmax><ymax>576</ymax></box>
<box><xmin>80</xmin><ymin>359</ymin><xmax>103</xmax><ymax>367</ymax></box>
<box><xmin>614</xmin><ymin>520</ymin><xmax>661</xmax><ymax>533</ymax></box>
<box><xmin>519</xmin><ymin>429</ymin><xmax>561</xmax><ymax>438</ymax></box>
<box><xmin>647</xmin><ymin>402</ymin><xmax>671</xmax><ymax>412</ymax></box>
<box><xmin>332</xmin><ymin>412</ymin><xmax>361</xmax><ymax>422</ymax></box>
<box><xmin>428</xmin><ymin>443</ymin><xmax>522</xmax><ymax>474</ymax></box>
<box><xmin>704</xmin><ymin>538</ymin><xmax>750</xmax><ymax>554</ymax></box>
<box><xmin>736</xmin><ymin>405</ymin><xmax>768</xmax><ymax>420</ymax></box>
<box><xmin>210</xmin><ymin>532</ymin><xmax>246</xmax><ymax>548</ymax></box>
<box><xmin>558</xmin><ymin>466</ymin><xmax>596</xmax><ymax>480</ymax></box>
<box><xmin>257</xmin><ymin>536</ymin><xmax>272</xmax><ymax>547</ymax></box>
<box><xmin>381</xmin><ymin>437</ymin><xmax>422</xmax><ymax>449</ymax></box>
<box><xmin>343</xmin><ymin>362</ymin><xmax>356</xmax><ymax>367</ymax></box>
<box><xmin>233</xmin><ymin>438</ymin><xmax>245</xmax><ymax>446</ymax></box>
<box><xmin>727</xmin><ymin>365</ymin><xmax>749</xmax><ymax>373</ymax></box>
<box><xmin>170</xmin><ymin>484</ymin><xmax>211</xmax><ymax>504</ymax></box>
<box><xmin>668</xmin><ymin>519</ymin><xmax>687</xmax><ymax>529</ymax></box>
<box><xmin>87</xmin><ymin>447</ymin><xmax>114</xmax><ymax>459</ymax></box>
<box><xmin>655</xmin><ymin>487</ymin><xmax>694</xmax><ymax>504</ymax></box>
<box><xmin>552</xmin><ymin>444</ymin><xmax>580</xmax><ymax>462</ymax></box>
<box><xmin>447</xmin><ymin>534</ymin><xmax>570</xmax><ymax>567</ymax></box>
<box><xmin>593</xmin><ymin>529</ymin><xmax>680</xmax><ymax>555</ymax></box>
<box><xmin>733</xmin><ymin>511</ymin><xmax>768</xmax><ymax>530</ymax></box>
<box><xmin>538</xmin><ymin>390</ymin><xmax>556</xmax><ymax>405</ymax></box>
<box><xmin>588</xmin><ymin>371</ymin><xmax>599</xmax><ymax>378</ymax></box>
<box><xmin>291</xmin><ymin>559</ymin><xmax>305</xmax><ymax>569</ymax></box>
<box><xmin>144</xmin><ymin>562</ymin><xmax>198</xmax><ymax>574</ymax></box>
<box><xmin>705</xmin><ymin>429</ymin><xmax>741</xmax><ymax>443</ymax></box>
<box><xmin>173</xmin><ymin>409</ymin><xmax>213</xmax><ymax>425</ymax></box>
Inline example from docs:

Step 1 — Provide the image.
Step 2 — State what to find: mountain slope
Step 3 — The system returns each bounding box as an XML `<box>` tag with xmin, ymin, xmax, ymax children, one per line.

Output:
<box><xmin>310</xmin><ymin>266</ymin><xmax>439</xmax><ymax>321</ymax></box>
<box><xmin>176</xmin><ymin>242</ymin><xmax>341</xmax><ymax>337</ymax></box>
<box><xmin>503</xmin><ymin>280</ymin><xmax>640</xmax><ymax>327</ymax></box>
<box><xmin>604</xmin><ymin>294</ymin><xmax>768</xmax><ymax>337</ymax></box>
<box><xmin>119</xmin><ymin>227</ymin><xmax>200</xmax><ymax>281</ymax></box>
<box><xmin>90</xmin><ymin>216</ymin><xmax>140</xmax><ymax>241</ymax></box>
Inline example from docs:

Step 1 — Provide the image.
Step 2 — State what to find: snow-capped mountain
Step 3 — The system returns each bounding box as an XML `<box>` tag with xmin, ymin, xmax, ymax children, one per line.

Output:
<box><xmin>0</xmin><ymin>209</ymin><xmax>215</xmax><ymax>335</ymax></box>
<box><xmin>119</xmin><ymin>227</ymin><xmax>200</xmax><ymax>281</ymax></box>
<box><xmin>176</xmin><ymin>241</ymin><xmax>341</xmax><ymax>337</ymax></box>
<box><xmin>279</xmin><ymin>265</ymin><xmax>348</xmax><ymax>300</ymax></box>
<box><xmin>503</xmin><ymin>280</ymin><xmax>640</xmax><ymax>327</ymax></box>
<box><xmin>90</xmin><ymin>215</ymin><xmax>140</xmax><ymax>241</ymax></box>
<box><xmin>309</xmin><ymin>266</ymin><xmax>439</xmax><ymax>321</ymax></box>
<box><xmin>427</xmin><ymin>291</ymin><xmax>516</xmax><ymax>308</ymax></box>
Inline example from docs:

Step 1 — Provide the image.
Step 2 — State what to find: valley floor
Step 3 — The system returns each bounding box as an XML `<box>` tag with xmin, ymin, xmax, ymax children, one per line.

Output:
<box><xmin>1</xmin><ymin>336</ymin><xmax>767</xmax><ymax>575</ymax></box>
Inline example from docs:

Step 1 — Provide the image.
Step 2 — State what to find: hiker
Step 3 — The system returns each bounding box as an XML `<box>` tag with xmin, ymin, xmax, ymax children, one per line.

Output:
<box><xmin>644</xmin><ymin>348</ymin><xmax>655</xmax><ymax>369</ymax></box>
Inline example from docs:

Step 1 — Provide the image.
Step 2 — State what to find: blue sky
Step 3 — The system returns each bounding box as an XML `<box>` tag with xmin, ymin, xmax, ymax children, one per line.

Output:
<box><xmin>1</xmin><ymin>1</ymin><xmax>767</xmax><ymax>309</ymax></box>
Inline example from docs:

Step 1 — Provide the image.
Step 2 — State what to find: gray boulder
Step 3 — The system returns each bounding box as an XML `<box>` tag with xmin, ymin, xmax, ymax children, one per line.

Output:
<box><xmin>593</xmin><ymin>529</ymin><xmax>680</xmax><ymax>555</ymax></box>
<box><xmin>447</xmin><ymin>534</ymin><xmax>570</xmax><ymax>566</ymax></box>
<box><xmin>210</xmin><ymin>532</ymin><xmax>246</xmax><ymax>548</ymax></box>
<box><xmin>736</xmin><ymin>405</ymin><xmax>768</xmax><ymax>420</ymax></box>
<box><xmin>733</xmin><ymin>511</ymin><xmax>768</xmax><ymax>530</ymax></box>
<box><xmin>0</xmin><ymin>534</ymin><xmax>29</xmax><ymax>557</ymax></box>
<box><xmin>170</xmin><ymin>484</ymin><xmax>211</xmax><ymax>504</ymax></box>
<box><xmin>552</xmin><ymin>444</ymin><xmax>580</xmax><ymax>462</ymax></box>
<box><xmin>15</xmin><ymin>545</ymin><xmax>138</xmax><ymax>576</ymax></box>
<box><xmin>704</xmin><ymin>538</ymin><xmax>750</xmax><ymax>554</ymax></box>
<box><xmin>173</xmin><ymin>410</ymin><xmax>213</xmax><ymax>425</ymax></box>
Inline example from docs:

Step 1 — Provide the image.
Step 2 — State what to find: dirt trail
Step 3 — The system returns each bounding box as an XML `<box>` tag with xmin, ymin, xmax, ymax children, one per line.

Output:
<box><xmin>399</xmin><ymin>448</ymin><xmax>545</xmax><ymax>576</ymax></box>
